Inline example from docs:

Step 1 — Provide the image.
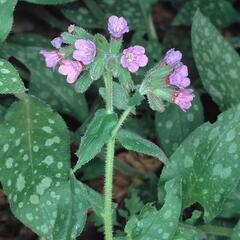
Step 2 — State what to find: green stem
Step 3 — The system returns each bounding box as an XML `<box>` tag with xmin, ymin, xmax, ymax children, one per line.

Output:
<box><xmin>103</xmin><ymin>71</ymin><xmax>114</xmax><ymax>240</ymax></box>
<box><xmin>197</xmin><ymin>225</ymin><xmax>233</xmax><ymax>237</ymax></box>
<box><xmin>104</xmin><ymin>138</ymin><xmax>115</xmax><ymax>240</ymax></box>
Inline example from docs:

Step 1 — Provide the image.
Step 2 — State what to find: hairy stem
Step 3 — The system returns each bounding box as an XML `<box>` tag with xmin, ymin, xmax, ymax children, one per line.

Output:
<box><xmin>103</xmin><ymin>72</ymin><xmax>114</xmax><ymax>240</ymax></box>
<box><xmin>197</xmin><ymin>225</ymin><xmax>233</xmax><ymax>237</ymax></box>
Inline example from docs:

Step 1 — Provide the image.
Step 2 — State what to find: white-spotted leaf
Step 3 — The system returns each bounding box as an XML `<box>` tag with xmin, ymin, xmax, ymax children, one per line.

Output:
<box><xmin>163</xmin><ymin>104</ymin><xmax>240</xmax><ymax>222</ymax></box>
<box><xmin>192</xmin><ymin>11</ymin><xmax>240</xmax><ymax>110</ymax></box>
<box><xmin>0</xmin><ymin>95</ymin><xmax>70</xmax><ymax>238</ymax></box>
<box><xmin>0</xmin><ymin>58</ymin><xmax>25</xmax><ymax>94</ymax></box>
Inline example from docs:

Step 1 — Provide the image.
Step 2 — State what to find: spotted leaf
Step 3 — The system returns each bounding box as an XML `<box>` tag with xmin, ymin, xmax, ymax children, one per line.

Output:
<box><xmin>0</xmin><ymin>58</ymin><xmax>26</xmax><ymax>95</ymax></box>
<box><xmin>192</xmin><ymin>11</ymin><xmax>240</xmax><ymax>110</ymax></box>
<box><xmin>125</xmin><ymin>178</ymin><xmax>182</xmax><ymax>240</ymax></box>
<box><xmin>155</xmin><ymin>94</ymin><xmax>204</xmax><ymax>156</ymax></box>
<box><xmin>162</xmin><ymin>104</ymin><xmax>240</xmax><ymax>222</ymax></box>
<box><xmin>173</xmin><ymin>0</ymin><xmax>239</xmax><ymax>28</ymax></box>
<box><xmin>21</xmin><ymin>0</ymin><xmax>77</xmax><ymax>4</ymax></box>
<box><xmin>0</xmin><ymin>95</ymin><xmax>70</xmax><ymax>238</ymax></box>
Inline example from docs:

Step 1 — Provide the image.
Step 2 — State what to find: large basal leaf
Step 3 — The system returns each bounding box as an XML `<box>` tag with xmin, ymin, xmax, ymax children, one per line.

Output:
<box><xmin>125</xmin><ymin>178</ymin><xmax>182</xmax><ymax>240</ymax></box>
<box><xmin>0</xmin><ymin>0</ymin><xmax>17</xmax><ymax>44</ymax></box>
<box><xmin>1</xmin><ymin>35</ymin><xmax>88</xmax><ymax>122</ymax></box>
<box><xmin>173</xmin><ymin>0</ymin><xmax>239</xmax><ymax>28</ymax></box>
<box><xmin>74</xmin><ymin>109</ymin><xmax>118</xmax><ymax>171</ymax></box>
<box><xmin>21</xmin><ymin>0</ymin><xmax>77</xmax><ymax>4</ymax></box>
<box><xmin>192</xmin><ymin>11</ymin><xmax>240</xmax><ymax>111</ymax></box>
<box><xmin>164</xmin><ymin>105</ymin><xmax>240</xmax><ymax>222</ymax></box>
<box><xmin>117</xmin><ymin>129</ymin><xmax>168</xmax><ymax>164</ymax></box>
<box><xmin>155</xmin><ymin>94</ymin><xmax>204</xmax><ymax>156</ymax></box>
<box><xmin>61</xmin><ymin>0</ymin><xmax>158</xmax><ymax>30</ymax></box>
<box><xmin>0</xmin><ymin>95</ymin><xmax>70</xmax><ymax>238</ymax></box>
<box><xmin>0</xmin><ymin>58</ymin><xmax>26</xmax><ymax>94</ymax></box>
<box><xmin>173</xmin><ymin>225</ymin><xmax>203</xmax><ymax>240</ymax></box>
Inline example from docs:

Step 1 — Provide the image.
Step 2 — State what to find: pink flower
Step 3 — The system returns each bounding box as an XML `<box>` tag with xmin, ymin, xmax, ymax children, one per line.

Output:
<box><xmin>40</xmin><ymin>50</ymin><xmax>63</xmax><ymax>69</ymax></box>
<box><xmin>58</xmin><ymin>60</ymin><xmax>83</xmax><ymax>84</ymax></box>
<box><xmin>172</xmin><ymin>89</ymin><xmax>195</xmax><ymax>111</ymax></box>
<box><xmin>121</xmin><ymin>45</ymin><xmax>148</xmax><ymax>73</ymax></box>
<box><xmin>73</xmin><ymin>39</ymin><xmax>96</xmax><ymax>65</ymax></box>
<box><xmin>108</xmin><ymin>16</ymin><xmax>129</xmax><ymax>39</ymax></box>
<box><xmin>164</xmin><ymin>48</ymin><xmax>182</xmax><ymax>66</ymax></box>
<box><xmin>51</xmin><ymin>37</ymin><xmax>63</xmax><ymax>49</ymax></box>
<box><xmin>168</xmin><ymin>64</ymin><xmax>190</xmax><ymax>89</ymax></box>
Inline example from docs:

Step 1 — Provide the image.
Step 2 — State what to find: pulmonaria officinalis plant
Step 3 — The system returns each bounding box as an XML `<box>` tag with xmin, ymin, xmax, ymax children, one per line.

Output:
<box><xmin>39</xmin><ymin>15</ymin><xmax>194</xmax><ymax>240</ymax></box>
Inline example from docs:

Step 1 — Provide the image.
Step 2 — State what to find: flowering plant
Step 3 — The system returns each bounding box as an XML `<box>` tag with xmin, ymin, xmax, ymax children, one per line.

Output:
<box><xmin>0</xmin><ymin>0</ymin><xmax>240</xmax><ymax>240</ymax></box>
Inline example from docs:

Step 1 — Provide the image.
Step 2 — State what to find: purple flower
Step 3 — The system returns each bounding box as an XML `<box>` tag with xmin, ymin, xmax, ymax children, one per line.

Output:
<box><xmin>164</xmin><ymin>48</ymin><xmax>182</xmax><ymax>66</ymax></box>
<box><xmin>108</xmin><ymin>16</ymin><xmax>129</xmax><ymax>39</ymax></box>
<box><xmin>58</xmin><ymin>60</ymin><xmax>83</xmax><ymax>84</ymax></box>
<box><xmin>51</xmin><ymin>37</ymin><xmax>63</xmax><ymax>49</ymax></box>
<box><xmin>168</xmin><ymin>64</ymin><xmax>190</xmax><ymax>89</ymax></box>
<box><xmin>73</xmin><ymin>39</ymin><xmax>96</xmax><ymax>65</ymax></box>
<box><xmin>172</xmin><ymin>89</ymin><xmax>195</xmax><ymax>112</ymax></box>
<box><xmin>40</xmin><ymin>50</ymin><xmax>63</xmax><ymax>69</ymax></box>
<box><xmin>121</xmin><ymin>45</ymin><xmax>148</xmax><ymax>73</ymax></box>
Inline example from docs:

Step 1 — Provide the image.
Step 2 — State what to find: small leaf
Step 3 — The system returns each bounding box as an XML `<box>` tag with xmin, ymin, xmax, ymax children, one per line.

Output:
<box><xmin>155</xmin><ymin>94</ymin><xmax>204</xmax><ymax>156</ymax></box>
<box><xmin>89</xmin><ymin>57</ymin><xmax>105</xmax><ymax>81</ymax></box>
<box><xmin>173</xmin><ymin>0</ymin><xmax>240</xmax><ymax>28</ymax></box>
<box><xmin>0</xmin><ymin>0</ymin><xmax>17</xmax><ymax>43</ymax></box>
<box><xmin>74</xmin><ymin>109</ymin><xmax>118</xmax><ymax>171</ymax></box>
<box><xmin>118</xmin><ymin>67</ymin><xmax>134</xmax><ymax>91</ymax></box>
<box><xmin>232</xmin><ymin>220</ymin><xmax>240</xmax><ymax>240</ymax></box>
<box><xmin>117</xmin><ymin>129</ymin><xmax>168</xmax><ymax>164</ymax></box>
<box><xmin>74</xmin><ymin>72</ymin><xmax>94</xmax><ymax>93</ymax></box>
<box><xmin>0</xmin><ymin>95</ymin><xmax>70</xmax><ymax>238</ymax></box>
<box><xmin>125</xmin><ymin>178</ymin><xmax>182</xmax><ymax>239</ymax></box>
<box><xmin>163</xmin><ymin>104</ymin><xmax>240</xmax><ymax>222</ymax></box>
<box><xmin>192</xmin><ymin>11</ymin><xmax>240</xmax><ymax>110</ymax></box>
<box><xmin>99</xmin><ymin>82</ymin><xmax>130</xmax><ymax>110</ymax></box>
<box><xmin>0</xmin><ymin>58</ymin><xmax>26</xmax><ymax>94</ymax></box>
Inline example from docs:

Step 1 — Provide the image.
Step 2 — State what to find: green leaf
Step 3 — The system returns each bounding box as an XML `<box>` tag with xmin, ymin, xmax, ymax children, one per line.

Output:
<box><xmin>51</xmin><ymin>175</ymin><xmax>88</xmax><ymax>240</ymax></box>
<box><xmin>21</xmin><ymin>0</ymin><xmax>77</xmax><ymax>4</ymax></box>
<box><xmin>192</xmin><ymin>11</ymin><xmax>240</xmax><ymax>110</ymax></box>
<box><xmin>232</xmin><ymin>221</ymin><xmax>240</xmax><ymax>240</ymax></box>
<box><xmin>74</xmin><ymin>72</ymin><xmax>95</xmax><ymax>94</ymax></box>
<box><xmin>163</xmin><ymin>104</ymin><xmax>240</xmax><ymax>222</ymax></box>
<box><xmin>0</xmin><ymin>0</ymin><xmax>17</xmax><ymax>44</ymax></box>
<box><xmin>173</xmin><ymin>0</ymin><xmax>240</xmax><ymax>28</ymax></box>
<box><xmin>1</xmin><ymin>36</ymin><xmax>88</xmax><ymax>121</ymax></box>
<box><xmin>0</xmin><ymin>95</ymin><xmax>70</xmax><ymax>238</ymax></box>
<box><xmin>74</xmin><ymin>109</ymin><xmax>118</xmax><ymax>171</ymax></box>
<box><xmin>116</xmin><ymin>129</ymin><xmax>168</xmax><ymax>164</ymax></box>
<box><xmin>155</xmin><ymin>94</ymin><xmax>204</xmax><ymax>156</ymax></box>
<box><xmin>99</xmin><ymin>82</ymin><xmax>130</xmax><ymax>110</ymax></box>
<box><xmin>0</xmin><ymin>58</ymin><xmax>26</xmax><ymax>94</ymax></box>
<box><xmin>125</xmin><ymin>178</ymin><xmax>182</xmax><ymax>240</ymax></box>
<box><xmin>173</xmin><ymin>224</ymin><xmax>203</xmax><ymax>240</ymax></box>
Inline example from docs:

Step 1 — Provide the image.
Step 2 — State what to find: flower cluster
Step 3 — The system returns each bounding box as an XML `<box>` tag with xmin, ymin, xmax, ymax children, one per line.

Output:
<box><xmin>163</xmin><ymin>48</ymin><xmax>194</xmax><ymax>111</ymax></box>
<box><xmin>40</xmin><ymin>31</ymin><xmax>96</xmax><ymax>84</ymax></box>
<box><xmin>40</xmin><ymin>15</ymin><xmax>193</xmax><ymax>111</ymax></box>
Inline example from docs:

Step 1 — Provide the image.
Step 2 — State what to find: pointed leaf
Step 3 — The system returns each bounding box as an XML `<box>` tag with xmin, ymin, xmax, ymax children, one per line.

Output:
<box><xmin>192</xmin><ymin>11</ymin><xmax>240</xmax><ymax>110</ymax></box>
<box><xmin>74</xmin><ymin>109</ymin><xmax>118</xmax><ymax>171</ymax></box>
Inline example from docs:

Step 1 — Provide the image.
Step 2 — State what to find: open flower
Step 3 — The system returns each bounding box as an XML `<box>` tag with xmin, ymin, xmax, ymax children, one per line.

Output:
<box><xmin>58</xmin><ymin>60</ymin><xmax>83</xmax><ymax>84</ymax></box>
<box><xmin>51</xmin><ymin>37</ymin><xmax>63</xmax><ymax>49</ymax></box>
<box><xmin>108</xmin><ymin>16</ymin><xmax>129</xmax><ymax>39</ymax></box>
<box><xmin>73</xmin><ymin>39</ymin><xmax>96</xmax><ymax>65</ymax></box>
<box><xmin>121</xmin><ymin>45</ymin><xmax>148</xmax><ymax>73</ymax></box>
<box><xmin>40</xmin><ymin>50</ymin><xmax>63</xmax><ymax>69</ymax></box>
<box><xmin>168</xmin><ymin>64</ymin><xmax>190</xmax><ymax>89</ymax></box>
<box><xmin>172</xmin><ymin>89</ymin><xmax>194</xmax><ymax>111</ymax></box>
<box><xmin>164</xmin><ymin>48</ymin><xmax>182</xmax><ymax>66</ymax></box>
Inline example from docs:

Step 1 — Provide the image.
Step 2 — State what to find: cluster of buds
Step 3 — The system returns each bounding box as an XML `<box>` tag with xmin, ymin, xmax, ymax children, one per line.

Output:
<box><xmin>40</xmin><ymin>15</ymin><xmax>194</xmax><ymax>112</ymax></box>
<box><xmin>139</xmin><ymin>49</ymin><xmax>194</xmax><ymax>111</ymax></box>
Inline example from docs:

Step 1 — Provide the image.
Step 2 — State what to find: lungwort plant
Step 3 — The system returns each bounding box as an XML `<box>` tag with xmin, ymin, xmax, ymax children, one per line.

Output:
<box><xmin>1</xmin><ymin>0</ymin><xmax>240</xmax><ymax>240</ymax></box>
